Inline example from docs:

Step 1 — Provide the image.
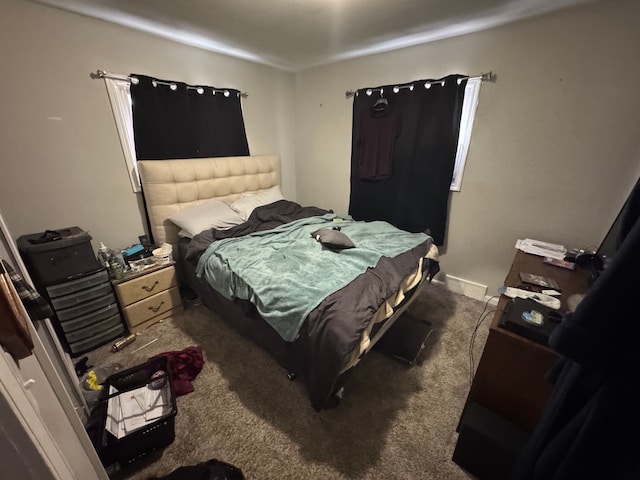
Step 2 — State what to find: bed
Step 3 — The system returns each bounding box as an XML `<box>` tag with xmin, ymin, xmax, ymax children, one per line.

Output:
<box><xmin>138</xmin><ymin>155</ymin><xmax>439</xmax><ymax>411</ymax></box>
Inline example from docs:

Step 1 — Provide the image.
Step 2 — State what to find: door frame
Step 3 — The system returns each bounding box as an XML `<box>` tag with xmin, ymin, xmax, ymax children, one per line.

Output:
<box><xmin>0</xmin><ymin>210</ymin><xmax>108</xmax><ymax>479</ymax></box>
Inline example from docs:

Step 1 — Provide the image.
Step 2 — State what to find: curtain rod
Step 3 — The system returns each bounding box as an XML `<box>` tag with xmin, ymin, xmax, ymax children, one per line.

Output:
<box><xmin>91</xmin><ymin>69</ymin><xmax>249</xmax><ymax>98</ymax></box>
<box><xmin>344</xmin><ymin>71</ymin><xmax>495</xmax><ymax>98</ymax></box>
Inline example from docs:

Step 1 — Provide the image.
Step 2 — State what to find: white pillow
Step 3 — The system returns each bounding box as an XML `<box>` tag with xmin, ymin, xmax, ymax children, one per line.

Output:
<box><xmin>177</xmin><ymin>229</ymin><xmax>195</xmax><ymax>239</ymax></box>
<box><xmin>229</xmin><ymin>185</ymin><xmax>284</xmax><ymax>220</ymax></box>
<box><xmin>168</xmin><ymin>199</ymin><xmax>245</xmax><ymax>238</ymax></box>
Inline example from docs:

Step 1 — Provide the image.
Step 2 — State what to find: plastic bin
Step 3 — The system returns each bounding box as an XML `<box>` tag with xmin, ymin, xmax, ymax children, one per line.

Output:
<box><xmin>17</xmin><ymin>227</ymin><xmax>100</xmax><ymax>285</ymax></box>
<box><xmin>88</xmin><ymin>356</ymin><xmax>177</xmax><ymax>467</ymax></box>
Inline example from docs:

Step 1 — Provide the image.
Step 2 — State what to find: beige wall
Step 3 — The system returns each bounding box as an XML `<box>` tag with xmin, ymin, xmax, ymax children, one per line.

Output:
<box><xmin>0</xmin><ymin>0</ymin><xmax>296</xmax><ymax>251</ymax></box>
<box><xmin>294</xmin><ymin>0</ymin><xmax>640</xmax><ymax>294</ymax></box>
<box><xmin>2</xmin><ymin>0</ymin><xmax>639</xmax><ymax>296</ymax></box>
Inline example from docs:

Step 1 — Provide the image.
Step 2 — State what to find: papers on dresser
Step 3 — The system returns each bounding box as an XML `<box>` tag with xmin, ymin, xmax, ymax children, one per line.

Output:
<box><xmin>105</xmin><ymin>384</ymin><xmax>171</xmax><ymax>439</ymax></box>
<box><xmin>515</xmin><ymin>238</ymin><xmax>567</xmax><ymax>259</ymax></box>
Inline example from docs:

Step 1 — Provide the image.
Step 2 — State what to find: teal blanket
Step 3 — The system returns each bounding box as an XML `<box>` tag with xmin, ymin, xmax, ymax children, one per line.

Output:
<box><xmin>196</xmin><ymin>214</ymin><xmax>428</xmax><ymax>341</ymax></box>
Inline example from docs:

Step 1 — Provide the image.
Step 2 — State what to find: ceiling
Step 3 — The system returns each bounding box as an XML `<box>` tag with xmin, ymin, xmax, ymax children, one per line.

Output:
<box><xmin>32</xmin><ymin>0</ymin><xmax>595</xmax><ymax>72</ymax></box>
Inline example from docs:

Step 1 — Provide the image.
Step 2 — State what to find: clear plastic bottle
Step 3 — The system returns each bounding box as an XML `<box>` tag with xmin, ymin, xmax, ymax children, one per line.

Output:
<box><xmin>97</xmin><ymin>242</ymin><xmax>111</xmax><ymax>269</ymax></box>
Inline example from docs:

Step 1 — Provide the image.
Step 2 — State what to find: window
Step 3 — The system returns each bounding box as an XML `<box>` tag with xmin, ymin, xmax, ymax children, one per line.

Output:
<box><xmin>451</xmin><ymin>77</ymin><xmax>481</xmax><ymax>191</ymax></box>
<box><xmin>103</xmin><ymin>76</ymin><xmax>140</xmax><ymax>192</ymax></box>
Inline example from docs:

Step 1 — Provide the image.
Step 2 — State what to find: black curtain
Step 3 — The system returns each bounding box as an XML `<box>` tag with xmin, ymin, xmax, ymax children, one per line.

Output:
<box><xmin>348</xmin><ymin>74</ymin><xmax>467</xmax><ymax>245</ymax></box>
<box><xmin>130</xmin><ymin>74</ymin><xmax>249</xmax><ymax>160</ymax></box>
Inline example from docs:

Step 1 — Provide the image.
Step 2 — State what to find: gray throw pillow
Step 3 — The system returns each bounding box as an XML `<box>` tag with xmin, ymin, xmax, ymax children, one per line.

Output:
<box><xmin>311</xmin><ymin>227</ymin><xmax>355</xmax><ymax>250</ymax></box>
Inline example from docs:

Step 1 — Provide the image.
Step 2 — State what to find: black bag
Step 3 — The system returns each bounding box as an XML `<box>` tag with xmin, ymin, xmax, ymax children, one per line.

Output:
<box><xmin>150</xmin><ymin>458</ymin><xmax>245</xmax><ymax>480</ymax></box>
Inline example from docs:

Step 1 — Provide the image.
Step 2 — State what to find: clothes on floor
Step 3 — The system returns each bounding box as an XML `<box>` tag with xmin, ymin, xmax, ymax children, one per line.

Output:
<box><xmin>150</xmin><ymin>345</ymin><xmax>205</xmax><ymax>396</ymax></box>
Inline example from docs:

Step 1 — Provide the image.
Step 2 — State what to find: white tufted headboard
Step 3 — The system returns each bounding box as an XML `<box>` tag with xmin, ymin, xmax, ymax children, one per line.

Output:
<box><xmin>138</xmin><ymin>155</ymin><xmax>281</xmax><ymax>247</ymax></box>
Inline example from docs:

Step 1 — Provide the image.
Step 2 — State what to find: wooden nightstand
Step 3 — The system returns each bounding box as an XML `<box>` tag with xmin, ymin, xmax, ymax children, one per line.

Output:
<box><xmin>112</xmin><ymin>262</ymin><xmax>183</xmax><ymax>334</ymax></box>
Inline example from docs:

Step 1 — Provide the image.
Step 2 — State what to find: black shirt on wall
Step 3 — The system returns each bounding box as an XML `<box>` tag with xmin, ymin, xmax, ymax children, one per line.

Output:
<box><xmin>357</xmin><ymin>102</ymin><xmax>402</xmax><ymax>180</ymax></box>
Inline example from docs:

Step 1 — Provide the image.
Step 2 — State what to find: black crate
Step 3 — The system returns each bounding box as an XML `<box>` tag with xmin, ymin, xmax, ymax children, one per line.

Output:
<box><xmin>89</xmin><ymin>357</ymin><xmax>178</xmax><ymax>467</ymax></box>
<box><xmin>17</xmin><ymin>227</ymin><xmax>100</xmax><ymax>285</ymax></box>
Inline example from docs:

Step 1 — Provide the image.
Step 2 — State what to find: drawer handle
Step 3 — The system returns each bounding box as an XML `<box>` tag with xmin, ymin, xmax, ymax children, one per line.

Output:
<box><xmin>141</xmin><ymin>281</ymin><xmax>159</xmax><ymax>293</ymax></box>
<box><xmin>148</xmin><ymin>301</ymin><xmax>165</xmax><ymax>313</ymax></box>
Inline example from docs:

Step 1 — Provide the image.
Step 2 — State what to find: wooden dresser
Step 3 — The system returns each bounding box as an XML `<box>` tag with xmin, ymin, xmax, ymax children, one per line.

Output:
<box><xmin>461</xmin><ymin>250</ymin><xmax>591</xmax><ymax>431</ymax></box>
<box><xmin>452</xmin><ymin>250</ymin><xmax>592</xmax><ymax>478</ymax></box>
<box><xmin>112</xmin><ymin>262</ymin><xmax>182</xmax><ymax>334</ymax></box>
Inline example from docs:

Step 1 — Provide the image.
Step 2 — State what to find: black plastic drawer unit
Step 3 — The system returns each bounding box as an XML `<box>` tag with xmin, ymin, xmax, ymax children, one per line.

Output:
<box><xmin>44</xmin><ymin>272</ymin><xmax>125</xmax><ymax>356</ymax></box>
<box><xmin>18</xmin><ymin>227</ymin><xmax>126</xmax><ymax>356</ymax></box>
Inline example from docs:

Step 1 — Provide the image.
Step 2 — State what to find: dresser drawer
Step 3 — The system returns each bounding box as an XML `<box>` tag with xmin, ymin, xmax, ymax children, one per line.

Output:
<box><xmin>49</xmin><ymin>281</ymin><xmax>114</xmax><ymax>310</ymax></box>
<box><xmin>122</xmin><ymin>286</ymin><xmax>181</xmax><ymax>328</ymax></box>
<box><xmin>59</xmin><ymin>303</ymin><xmax>120</xmax><ymax>333</ymax></box>
<box><xmin>65</xmin><ymin>313</ymin><xmax>123</xmax><ymax>343</ymax></box>
<box><xmin>56</xmin><ymin>292</ymin><xmax>117</xmax><ymax>321</ymax></box>
<box><xmin>68</xmin><ymin>322</ymin><xmax>125</xmax><ymax>356</ymax></box>
<box><xmin>46</xmin><ymin>269</ymin><xmax>110</xmax><ymax>299</ymax></box>
<box><xmin>115</xmin><ymin>266</ymin><xmax>178</xmax><ymax>306</ymax></box>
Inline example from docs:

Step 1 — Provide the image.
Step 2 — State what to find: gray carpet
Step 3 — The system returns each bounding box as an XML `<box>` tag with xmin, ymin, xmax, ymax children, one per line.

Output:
<box><xmin>86</xmin><ymin>282</ymin><xmax>490</xmax><ymax>479</ymax></box>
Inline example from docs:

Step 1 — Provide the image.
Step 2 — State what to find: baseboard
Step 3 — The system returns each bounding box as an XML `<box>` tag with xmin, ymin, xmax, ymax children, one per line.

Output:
<box><xmin>433</xmin><ymin>274</ymin><xmax>488</xmax><ymax>302</ymax></box>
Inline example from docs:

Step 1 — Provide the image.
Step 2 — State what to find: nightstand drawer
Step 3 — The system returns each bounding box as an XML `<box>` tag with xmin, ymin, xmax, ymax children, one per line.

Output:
<box><xmin>115</xmin><ymin>266</ymin><xmax>178</xmax><ymax>306</ymax></box>
<box><xmin>122</xmin><ymin>286</ymin><xmax>181</xmax><ymax>328</ymax></box>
